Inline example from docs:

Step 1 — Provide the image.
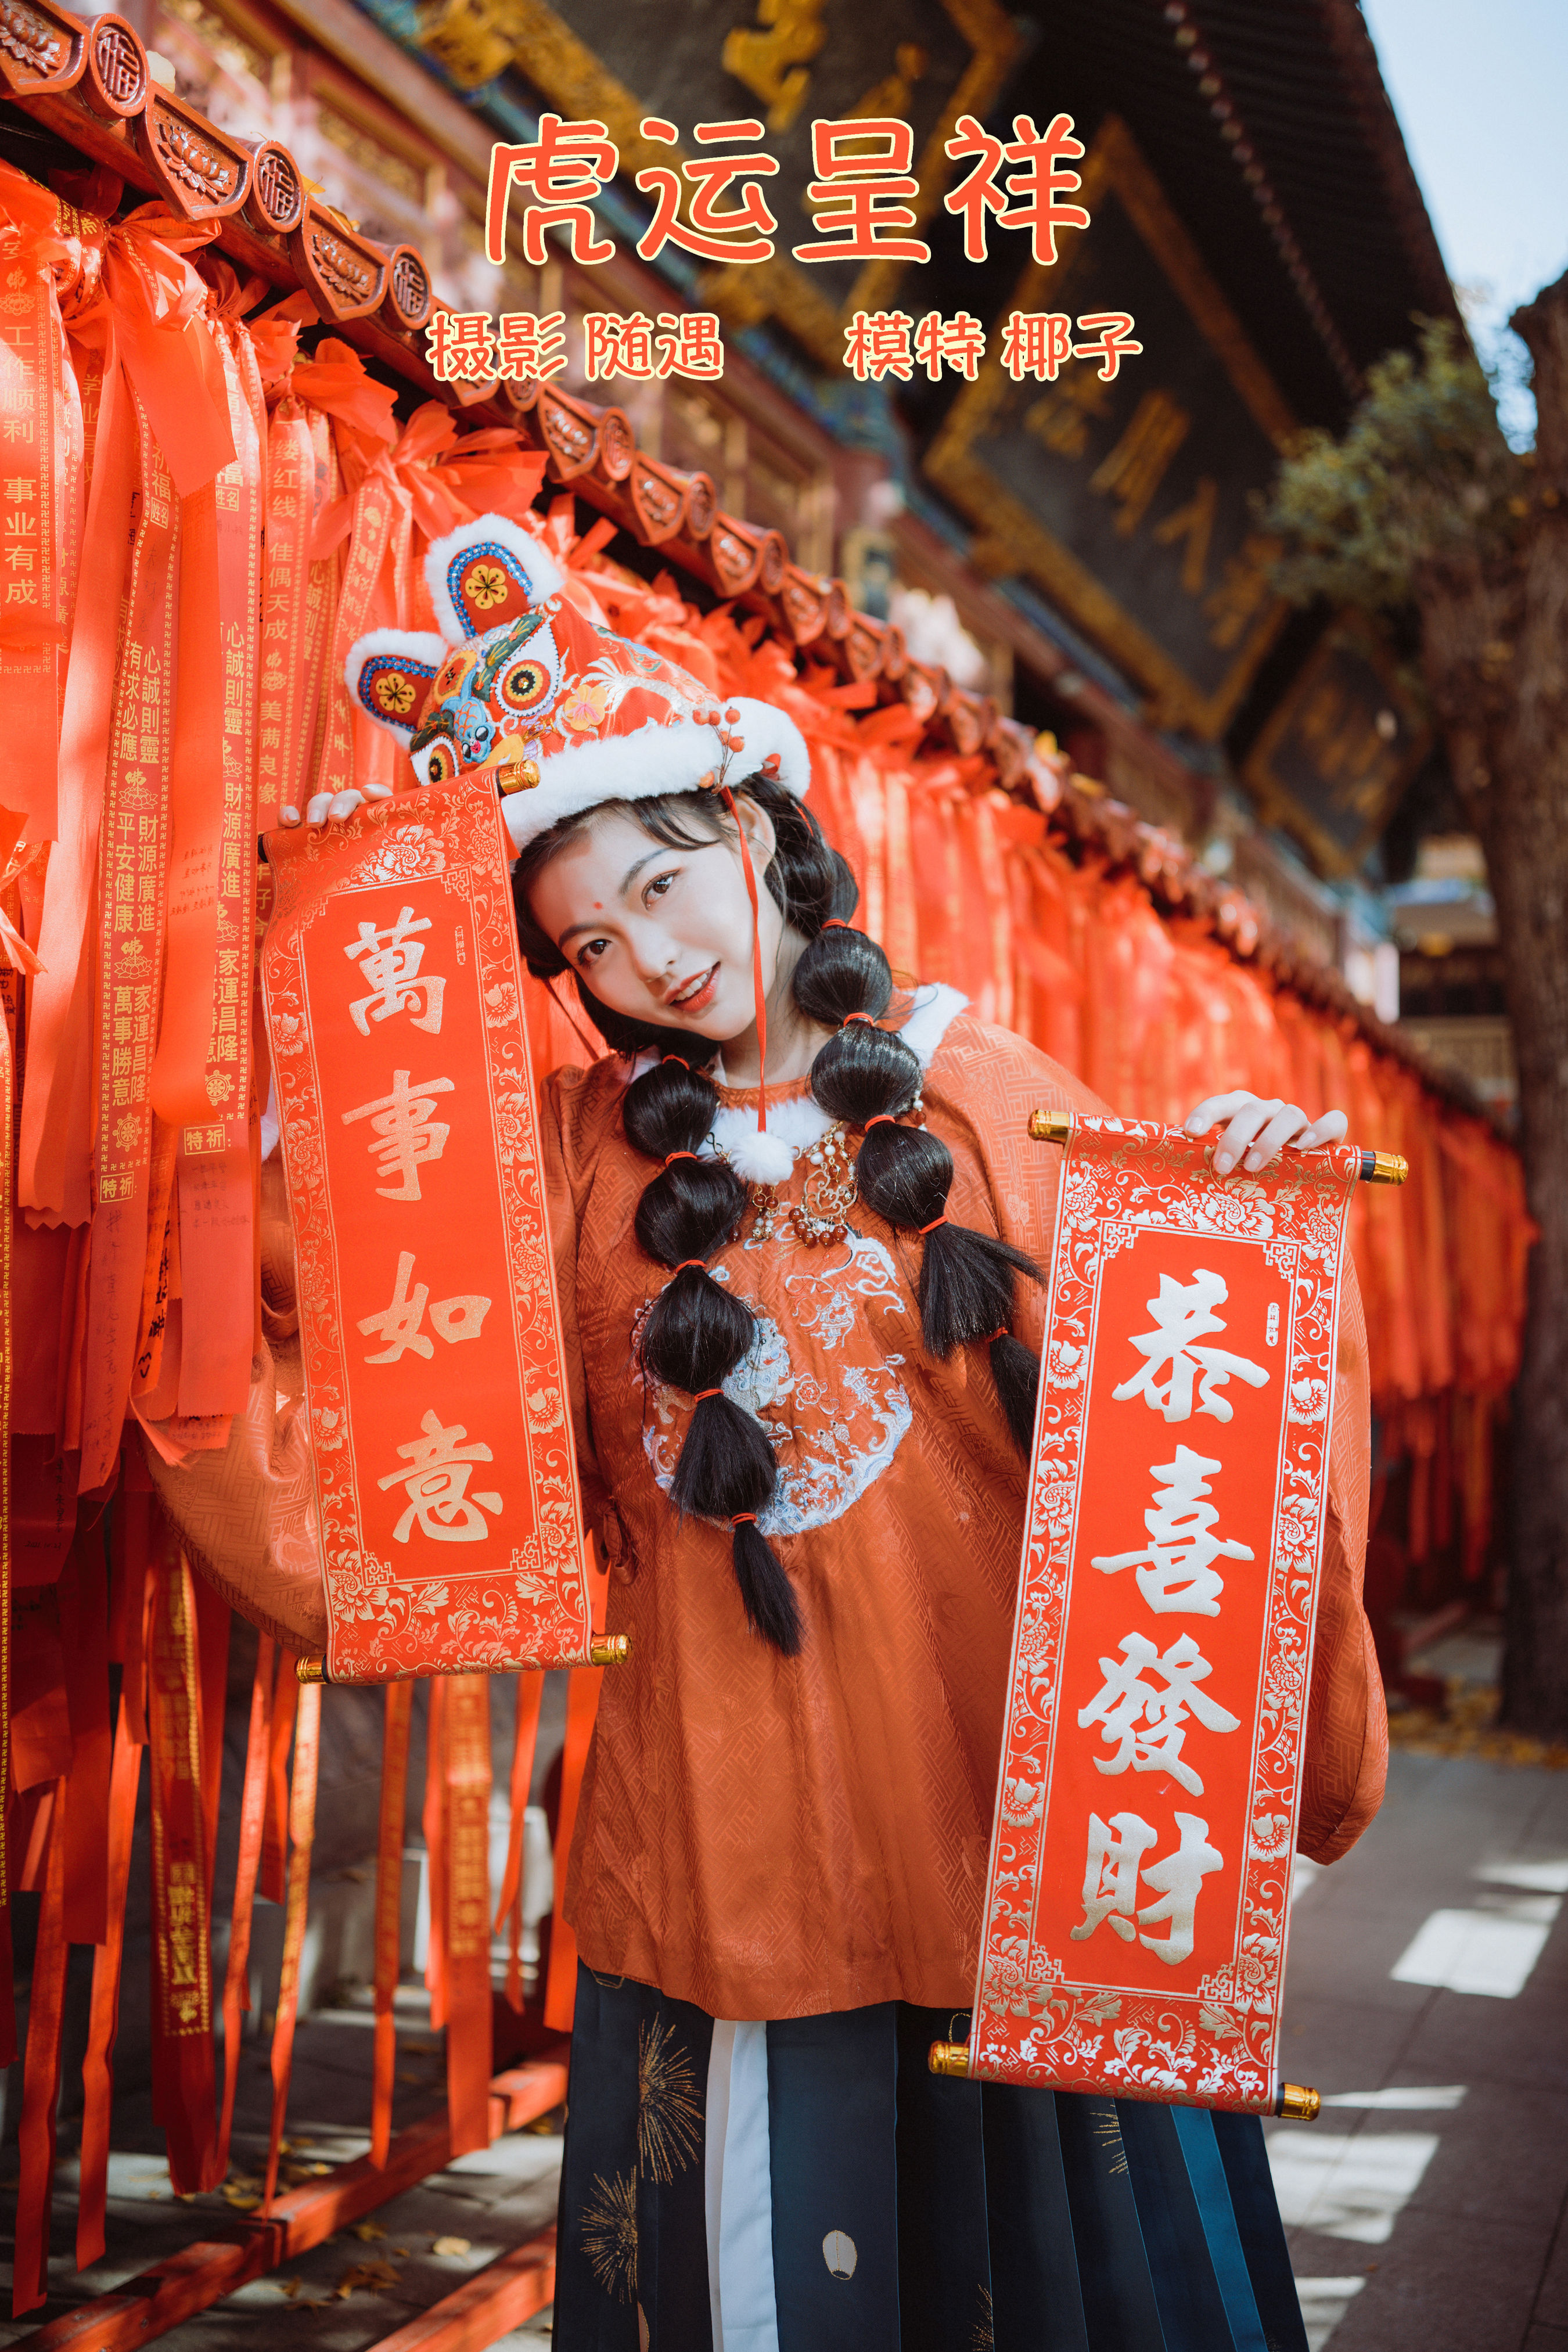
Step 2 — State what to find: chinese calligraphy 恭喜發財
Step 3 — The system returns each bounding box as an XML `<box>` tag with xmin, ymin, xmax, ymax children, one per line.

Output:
<box><xmin>1090</xmin><ymin>1444</ymin><xmax>1254</xmax><ymax>1617</ymax></box>
<box><xmin>1111</xmin><ymin>1266</ymin><xmax>1269</xmax><ymax>1423</ymax></box>
<box><xmin>345</xmin><ymin>906</ymin><xmax>445</xmax><ymax>1037</ymax></box>
<box><xmin>358</xmin><ymin>1250</ymin><xmax>492</xmax><ymax>1364</ymax></box>
<box><xmin>377</xmin><ymin>1408</ymin><xmax>502</xmax><ymax>1543</ymax></box>
<box><xmin>1071</xmin><ymin>1808</ymin><xmax>1223</xmax><ymax>1966</ymax></box>
<box><xmin>341</xmin><ymin>1069</ymin><xmax>454</xmax><ymax>1203</ymax></box>
<box><xmin>1076</xmin><ymin>1628</ymin><xmax>1240</xmax><ymax>1796</ymax></box>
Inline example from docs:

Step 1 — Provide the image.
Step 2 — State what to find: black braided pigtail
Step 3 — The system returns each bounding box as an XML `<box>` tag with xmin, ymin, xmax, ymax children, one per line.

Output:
<box><xmin>623</xmin><ymin>1056</ymin><xmax>801</xmax><ymax>1655</ymax></box>
<box><xmin>792</xmin><ymin>921</ymin><xmax>1044</xmax><ymax>1444</ymax></box>
<box><xmin>987</xmin><ymin>1332</ymin><xmax>1043</xmax><ymax>1450</ymax></box>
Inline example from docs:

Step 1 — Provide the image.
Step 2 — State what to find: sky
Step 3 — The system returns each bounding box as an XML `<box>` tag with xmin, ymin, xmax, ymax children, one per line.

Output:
<box><xmin>1360</xmin><ymin>0</ymin><xmax>1568</xmax><ymax>443</ymax></box>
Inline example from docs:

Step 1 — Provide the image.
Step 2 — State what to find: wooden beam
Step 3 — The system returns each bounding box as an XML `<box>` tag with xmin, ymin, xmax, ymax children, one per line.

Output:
<box><xmin>360</xmin><ymin>2230</ymin><xmax>556</xmax><ymax>2352</ymax></box>
<box><xmin>26</xmin><ymin>2045</ymin><xmax>570</xmax><ymax>2352</ymax></box>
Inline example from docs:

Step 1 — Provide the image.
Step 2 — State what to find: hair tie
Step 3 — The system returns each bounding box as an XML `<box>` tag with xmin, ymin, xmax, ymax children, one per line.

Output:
<box><xmin>667</xmin><ymin>1258</ymin><xmax>707</xmax><ymax>1278</ymax></box>
<box><xmin>980</xmin><ymin>1326</ymin><xmax>1008</xmax><ymax>1345</ymax></box>
<box><xmin>820</xmin><ymin>917</ymin><xmax>852</xmax><ymax>930</ymax></box>
<box><xmin>662</xmin><ymin>1053</ymin><xmax>693</xmax><ymax>1071</ymax></box>
<box><xmin>919</xmin><ymin>1214</ymin><xmax>948</xmax><ymax>1235</ymax></box>
<box><xmin>731</xmin><ymin>1511</ymin><xmax>758</xmax><ymax>1526</ymax></box>
<box><xmin>664</xmin><ymin>1149</ymin><xmax>699</xmax><ymax>1166</ymax></box>
<box><xmin>692</xmin><ymin>1386</ymin><xmax>724</xmax><ymax>1404</ymax></box>
<box><xmin>864</xmin><ymin>1113</ymin><xmax>897</xmax><ymax>1130</ymax></box>
<box><xmin>842</xmin><ymin>1010</ymin><xmax>877</xmax><ymax>1027</ymax></box>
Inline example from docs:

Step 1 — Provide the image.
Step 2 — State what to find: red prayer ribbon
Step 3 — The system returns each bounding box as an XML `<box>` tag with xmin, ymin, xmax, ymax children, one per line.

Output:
<box><xmin>217</xmin><ymin>1632</ymin><xmax>274</xmax><ymax>2177</ymax></box>
<box><xmin>371</xmin><ymin>1677</ymin><xmax>413</xmax><ymax>2167</ymax></box>
<box><xmin>262</xmin><ymin>1674</ymin><xmax>320</xmax><ymax>2213</ymax></box>
<box><xmin>443</xmin><ymin>1673</ymin><xmax>494</xmax><ymax>2159</ymax></box>
<box><xmin>77</xmin><ymin>1686</ymin><xmax>146</xmax><ymax>2269</ymax></box>
<box><xmin>493</xmin><ymin>1673</ymin><xmax>544</xmax><ymax>2017</ymax></box>
<box><xmin>12</xmin><ymin>1794</ymin><xmax>66</xmax><ymax>2315</ymax></box>
<box><xmin>146</xmin><ymin>1548</ymin><xmax>219</xmax><ymax>2196</ymax></box>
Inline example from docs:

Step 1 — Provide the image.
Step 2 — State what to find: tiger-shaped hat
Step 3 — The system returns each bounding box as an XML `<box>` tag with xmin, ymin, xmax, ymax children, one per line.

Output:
<box><xmin>346</xmin><ymin>515</ymin><xmax>810</xmax><ymax>852</ymax></box>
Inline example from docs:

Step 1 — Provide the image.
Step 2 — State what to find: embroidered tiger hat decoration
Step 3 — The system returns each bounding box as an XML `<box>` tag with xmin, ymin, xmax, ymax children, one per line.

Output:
<box><xmin>345</xmin><ymin>514</ymin><xmax>810</xmax><ymax>851</ymax></box>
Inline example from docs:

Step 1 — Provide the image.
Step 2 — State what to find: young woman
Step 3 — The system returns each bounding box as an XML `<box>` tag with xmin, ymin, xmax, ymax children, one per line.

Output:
<box><xmin>179</xmin><ymin>518</ymin><xmax>1384</xmax><ymax>2352</ymax></box>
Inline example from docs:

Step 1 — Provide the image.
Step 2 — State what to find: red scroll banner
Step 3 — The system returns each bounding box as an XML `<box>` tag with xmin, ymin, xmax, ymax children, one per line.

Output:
<box><xmin>261</xmin><ymin>782</ymin><xmax>591</xmax><ymax>1680</ymax></box>
<box><xmin>965</xmin><ymin>1114</ymin><xmax>1368</xmax><ymax>2114</ymax></box>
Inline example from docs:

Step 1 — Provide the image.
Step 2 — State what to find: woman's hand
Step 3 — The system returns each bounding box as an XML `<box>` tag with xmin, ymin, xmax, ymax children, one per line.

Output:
<box><xmin>277</xmin><ymin>783</ymin><xmax>393</xmax><ymax>827</ymax></box>
<box><xmin>1182</xmin><ymin>1092</ymin><xmax>1348</xmax><ymax>1175</ymax></box>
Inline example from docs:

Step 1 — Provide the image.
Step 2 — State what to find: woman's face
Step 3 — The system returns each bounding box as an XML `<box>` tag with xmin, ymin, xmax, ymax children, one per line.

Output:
<box><xmin>527</xmin><ymin>799</ymin><xmax>783</xmax><ymax>1042</ymax></box>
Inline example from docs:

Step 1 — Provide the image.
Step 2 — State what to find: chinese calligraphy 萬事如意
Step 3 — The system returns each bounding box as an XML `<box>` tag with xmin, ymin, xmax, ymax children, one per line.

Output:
<box><xmin>377</xmin><ymin>1407</ymin><xmax>502</xmax><ymax>1543</ymax></box>
<box><xmin>358</xmin><ymin>1249</ymin><xmax>492</xmax><ymax>1364</ymax></box>
<box><xmin>345</xmin><ymin>905</ymin><xmax>445</xmax><ymax>1037</ymax></box>
<box><xmin>341</xmin><ymin>1069</ymin><xmax>454</xmax><ymax>1203</ymax></box>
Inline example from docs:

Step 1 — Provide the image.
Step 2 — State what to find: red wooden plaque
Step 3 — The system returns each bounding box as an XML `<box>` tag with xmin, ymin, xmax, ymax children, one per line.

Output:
<box><xmin>262</xmin><ymin>784</ymin><xmax>590</xmax><ymax>1680</ymax></box>
<box><xmin>970</xmin><ymin>1115</ymin><xmax>1360</xmax><ymax>2109</ymax></box>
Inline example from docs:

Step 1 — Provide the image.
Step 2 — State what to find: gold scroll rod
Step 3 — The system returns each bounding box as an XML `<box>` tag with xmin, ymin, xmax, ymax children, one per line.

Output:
<box><xmin>1026</xmin><ymin>1108</ymin><xmax>1408</xmax><ymax>1185</ymax></box>
<box><xmin>297</xmin><ymin>1632</ymin><xmax>631</xmax><ymax>1685</ymax></box>
<box><xmin>927</xmin><ymin>2041</ymin><xmax>1321</xmax><ymax>2119</ymax></box>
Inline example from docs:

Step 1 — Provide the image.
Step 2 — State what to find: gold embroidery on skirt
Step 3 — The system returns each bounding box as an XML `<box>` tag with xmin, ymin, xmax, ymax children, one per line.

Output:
<box><xmin>637</xmin><ymin>2012</ymin><xmax>703</xmax><ymax>2184</ymax></box>
<box><xmin>581</xmin><ymin>2169</ymin><xmax>638</xmax><ymax>2301</ymax></box>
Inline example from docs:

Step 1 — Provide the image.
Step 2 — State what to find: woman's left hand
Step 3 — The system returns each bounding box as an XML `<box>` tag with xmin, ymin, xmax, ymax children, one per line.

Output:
<box><xmin>278</xmin><ymin>782</ymin><xmax>393</xmax><ymax>828</ymax></box>
<box><xmin>1181</xmin><ymin>1092</ymin><xmax>1348</xmax><ymax>1175</ymax></box>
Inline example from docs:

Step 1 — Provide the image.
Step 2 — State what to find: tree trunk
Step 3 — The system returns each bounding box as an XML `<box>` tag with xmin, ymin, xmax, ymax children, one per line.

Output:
<box><xmin>1420</xmin><ymin>269</ymin><xmax>1568</xmax><ymax>1736</ymax></box>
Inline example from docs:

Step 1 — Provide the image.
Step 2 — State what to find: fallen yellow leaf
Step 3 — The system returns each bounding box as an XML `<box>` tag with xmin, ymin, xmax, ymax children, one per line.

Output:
<box><xmin>335</xmin><ymin>2260</ymin><xmax>401</xmax><ymax>2297</ymax></box>
<box><xmin>431</xmin><ymin>2236</ymin><xmax>471</xmax><ymax>2259</ymax></box>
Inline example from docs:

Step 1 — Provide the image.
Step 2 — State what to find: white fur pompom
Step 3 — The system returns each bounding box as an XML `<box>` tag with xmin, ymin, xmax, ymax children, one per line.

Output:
<box><xmin>724</xmin><ymin>1127</ymin><xmax>797</xmax><ymax>1186</ymax></box>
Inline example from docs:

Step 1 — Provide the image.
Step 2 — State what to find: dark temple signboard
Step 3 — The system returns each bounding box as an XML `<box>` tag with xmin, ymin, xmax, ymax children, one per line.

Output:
<box><xmin>926</xmin><ymin>115</ymin><xmax>1296</xmax><ymax>741</ymax></box>
<box><xmin>1242</xmin><ymin>618</ymin><xmax>1433</xmax><ymax>878</ymax></box>
<box><xmin>416</xmin><ymin>0</ymin><xmax>1018</xmax><ymax>369</ymax></box>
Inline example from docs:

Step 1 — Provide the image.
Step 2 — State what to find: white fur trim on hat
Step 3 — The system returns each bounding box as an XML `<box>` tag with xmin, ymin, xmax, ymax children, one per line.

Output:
<box><xmin>425</xmin><ymin>515</ymin><xmax>566</xmax><ymax>642</ymax></box>
<box><xmin>501</xmin><ymin>697</ymin><xmax>810</xmax><ymax>856</ymax></box>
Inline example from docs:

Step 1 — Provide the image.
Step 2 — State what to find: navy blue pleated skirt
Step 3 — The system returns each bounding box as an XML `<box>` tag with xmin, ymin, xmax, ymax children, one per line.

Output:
<box><xmin>552</xmin><ymin>1966</ymin><xmax>1307</xmax><ymax>2352</ymax></box>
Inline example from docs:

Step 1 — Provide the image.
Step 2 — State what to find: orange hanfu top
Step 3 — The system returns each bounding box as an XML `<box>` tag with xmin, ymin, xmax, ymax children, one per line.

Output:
<box><xmin>545</xmin><ymin>994</ymin><xmax>1387</xmax><ymax>2023</ymax></box>
<box><xmin>142</xmin><ymin>990</ymin><xmax>1386</xmax><ymax>2019</ymax></box>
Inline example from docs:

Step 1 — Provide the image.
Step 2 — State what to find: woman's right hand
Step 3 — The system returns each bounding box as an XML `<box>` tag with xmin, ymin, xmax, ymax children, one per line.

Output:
<box><xmin>278</xmin><ymin>782</ymin><xmax>393</xmax><ymax>827</ymax></box>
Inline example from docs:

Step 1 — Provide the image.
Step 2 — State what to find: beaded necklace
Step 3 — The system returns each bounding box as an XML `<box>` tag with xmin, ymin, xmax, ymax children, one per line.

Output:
<box><xmin>743</xmin><ymin>1085</ymin><xmax>927</xmax><ymax>1250</ymax></box>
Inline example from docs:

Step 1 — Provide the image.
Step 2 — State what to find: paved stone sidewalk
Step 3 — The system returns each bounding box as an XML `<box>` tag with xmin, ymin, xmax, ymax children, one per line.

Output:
<box><xmin>1270</xmin><ymin>1730</ymin><xmax>1568</xmax><ymax>2352</ymax></box>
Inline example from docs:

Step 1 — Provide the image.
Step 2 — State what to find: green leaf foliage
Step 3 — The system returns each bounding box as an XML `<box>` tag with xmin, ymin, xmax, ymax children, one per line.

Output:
<box><xmin>1261</xmin><ymin>319</ymin><xmax>1525</xmax><ymax>613</ymax></box>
